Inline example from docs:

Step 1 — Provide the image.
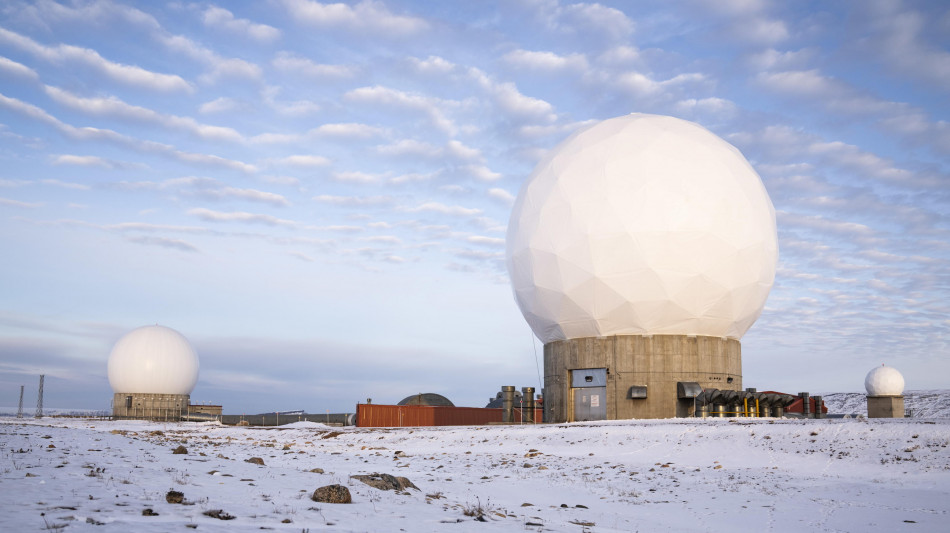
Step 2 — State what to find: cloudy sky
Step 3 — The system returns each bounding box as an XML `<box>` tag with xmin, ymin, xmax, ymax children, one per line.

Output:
<box><xmin>1</xmin><ymin>0</ymin><xmax>947</xmax><ymax>414</ymax></box>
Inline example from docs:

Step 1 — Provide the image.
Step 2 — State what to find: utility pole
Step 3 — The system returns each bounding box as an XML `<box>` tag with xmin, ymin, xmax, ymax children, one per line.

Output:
<box><xmin>16</xmin><ymin>385</ymin><xmax>24</xmax><ymax>418</ymax></box>
<box><xmin>35</xmin><ymin>374</ymin><xmax>44</xmax><ymax>419</ymax></box>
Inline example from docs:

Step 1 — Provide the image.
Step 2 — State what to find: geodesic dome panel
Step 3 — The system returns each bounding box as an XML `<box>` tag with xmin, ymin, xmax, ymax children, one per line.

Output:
<box><xmin>108</xmin><ymin>325</ymin><xmax>199</xmax><ymax>395</ymax></box>
<box><xmin>506</xmin><ymin>113</ymin><xmax>778</xmax><ymax>343</ymax></box>
<box><xmin>865</xmin><ymin>365</ymin><xmax>905</xmax><ymax>396</ymax></box>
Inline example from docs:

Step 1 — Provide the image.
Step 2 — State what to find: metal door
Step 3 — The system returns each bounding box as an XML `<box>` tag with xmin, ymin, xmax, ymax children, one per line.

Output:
<box><xmin>571</xmin><ymin>368</ymin><xmax>607</xmax><ymax>421</ymax></box>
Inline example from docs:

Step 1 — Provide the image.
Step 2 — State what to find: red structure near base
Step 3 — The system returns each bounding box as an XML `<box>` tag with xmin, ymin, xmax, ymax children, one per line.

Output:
<box><xmin>762</xmin><ymin>392</ymin><xmax>828</xmax><ymax>416</ymax></box>
<box><xmin>356</xmin><ymin>404</ymin><xmax>543</xmax><ymax>428</ymax></box>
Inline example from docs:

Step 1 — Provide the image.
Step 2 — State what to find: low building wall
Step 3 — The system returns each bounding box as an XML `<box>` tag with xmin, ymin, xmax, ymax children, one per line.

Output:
<box><xmin>219</xmin><ymin>413</ymin><xmax>353</xmax><ymax>426</ymax></box>
<box><xmin>112</xmin><ymin>393</ymin><xmax>190</xmax><ymax>421</ymax></box>
<box><xmin>189</xmin><ymin>404</ymin><xmax>222</xmax><ymax>416</ymax></box>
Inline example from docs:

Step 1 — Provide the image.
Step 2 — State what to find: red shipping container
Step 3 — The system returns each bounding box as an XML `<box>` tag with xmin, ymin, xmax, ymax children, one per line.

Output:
<box><xmin>356</xmin><ymin>404</ymin><xmax>543</xmax><ymax>427</ymax></box>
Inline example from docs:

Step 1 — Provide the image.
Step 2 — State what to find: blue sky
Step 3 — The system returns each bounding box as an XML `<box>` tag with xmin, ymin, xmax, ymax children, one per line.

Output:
<box><xmin>0</xmin><ymin>0</ymin><xmax>947</xmax><ymax>414</ymax></box>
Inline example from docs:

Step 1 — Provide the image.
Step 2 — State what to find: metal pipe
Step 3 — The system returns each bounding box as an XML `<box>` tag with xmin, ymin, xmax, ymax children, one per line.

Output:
<box><xmin>800</xmin><ymin>392</ymin><xmax>811</xmax><ymax>418</ymax></box>
<box><xmin>813</xmin><ymin>396</ymin><xmax>823</xmax><ymax>419</ymax></box>
<box><xmin>694</xmin><ymin>390</ymin><xmax>710</xmax><ymax>418</ymax></box>
<box><xmin>745</xmin><ymin>388</ymin><xmax>756</xmax><ymax>417</ymax></box>
<box><xmin>522</xmin><ymin>387</ymin><xmax>535</xmax><ymax>423</ymax></box>
<box><xmin>502</xmin><ymin>386</ymin><xmax>515</xmax><ymax>423</ymax></box>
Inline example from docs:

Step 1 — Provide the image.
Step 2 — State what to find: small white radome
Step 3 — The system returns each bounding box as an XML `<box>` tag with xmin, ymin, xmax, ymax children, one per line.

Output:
<box><xmin>506</xmin><ymin>113</ymin><xmax>778</xmax><ymax>344</ymax></box>
<box><xmin>107</xmin><ymin>325</ymin><xmax>199</xmax><ymax>395</ymax></box>
<box><xmin>865</xmin><ymin>365</ymin><xmax>905</xmax><ymax>396</ymax></box>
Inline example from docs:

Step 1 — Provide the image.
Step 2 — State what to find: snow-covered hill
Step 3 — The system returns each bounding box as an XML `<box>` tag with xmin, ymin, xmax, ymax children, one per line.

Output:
<box><xmin>2</xmin><ymin>416</ymin><xmax>948</xmax><ymax>532</ymax></box>
<box><xmin>822</xmin><ymin>389</ymin><xmax>950</xmax><ymax>418</ymax></box>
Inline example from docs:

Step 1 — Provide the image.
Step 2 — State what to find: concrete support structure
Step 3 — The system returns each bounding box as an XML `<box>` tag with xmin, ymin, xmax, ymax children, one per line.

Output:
<box><xmin>544</xmin><ymin>334</ymin><xmax>741</xmax><ymax>422</ymax></box>
<box><xmin>112</xmin><ymin>392</ymin><xmax>190</xmax><ymax>421</ymax></box>
<box><xmin>867</xmin><ymin>395</ymin><xmax>905</xmax><ymax>418</ymax></box>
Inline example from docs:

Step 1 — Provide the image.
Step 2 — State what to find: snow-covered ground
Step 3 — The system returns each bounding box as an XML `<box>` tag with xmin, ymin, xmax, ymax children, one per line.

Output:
<box><xmin>2</xmin><ymin>416</ymin><xmax>948</xmax><ymax>532</ymax></box>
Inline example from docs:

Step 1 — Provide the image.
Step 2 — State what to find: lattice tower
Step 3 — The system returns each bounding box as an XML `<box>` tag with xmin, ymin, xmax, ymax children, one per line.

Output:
<box><xmin>35</xmin><ymin>374</ymin><xmax>44</xmax><ymax>419</ymax></box>
<box><xmin>16</xmin><ymin>385</ymin><xmax>24</xmax><ymax>418</ymax></box>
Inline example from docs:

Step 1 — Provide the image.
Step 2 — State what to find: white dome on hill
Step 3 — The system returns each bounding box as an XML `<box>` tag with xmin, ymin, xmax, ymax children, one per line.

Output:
<box><xmin>506</xmin><ymin>113</ymin><xmax>778</xmax><ymax>344</ymax></box>
<box><xmin>865</xmin><ymin>365</ymin><xmax>905</xmax><ymax>396</ymax></box>
<box><xmin>107</xmin><ymin>325</ymin><xmax>199</xmax><ymax>395</ymax></box>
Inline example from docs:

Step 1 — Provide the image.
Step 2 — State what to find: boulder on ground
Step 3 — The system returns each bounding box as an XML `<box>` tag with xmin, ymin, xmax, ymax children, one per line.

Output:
<box><xmin>245</xmin><ymin>457</ymin><xmax>265</xmax><ymax>465</ymax></box>
<box><xmin>351</xmin><ymin>473</ymin><xmax>418</xmax><ymax>492</ymax></box>
<box><xmin>172</xmin><ymin>445</ymin><xmax>188</xmax><ymax>454</ymax></box>
<box><xmin>203</xmin><ymin>509</ymin><xmax>235</xmax><ymax>520</ymax></box>
<box><xmin>311</xmin><ymin>484</ymin><xmax>351</xmax><ymax>504</ymax></box>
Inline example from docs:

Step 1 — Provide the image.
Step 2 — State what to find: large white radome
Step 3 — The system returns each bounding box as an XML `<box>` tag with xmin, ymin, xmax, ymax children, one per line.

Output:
<box><xmin>507</xmin><ymin>113</ymin><xmax>778</xmax><ymax>343</ymax></box>
<box><xmin>107</xmin><ymin>325</ymin><xmax>199</xmax><ymax>395</ymax></box>
<box><xmin>865</xmin><ymin>365</ymin><xmax>905</xmax><ymax>396</ymax></box>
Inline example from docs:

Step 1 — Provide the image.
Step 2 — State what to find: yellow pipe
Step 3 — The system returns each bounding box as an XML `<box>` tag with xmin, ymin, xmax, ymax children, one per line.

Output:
<box><xmin>743</xmin><ymin>398</ymin><xmax>748</xmax><ymax>417</ymax></box>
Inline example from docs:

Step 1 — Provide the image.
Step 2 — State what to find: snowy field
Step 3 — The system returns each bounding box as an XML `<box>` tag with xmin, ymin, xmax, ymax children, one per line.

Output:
<box><xmin>2</xmin><ymin>416</ymin><xmax>948</xmax><ymax>532</ymax></box>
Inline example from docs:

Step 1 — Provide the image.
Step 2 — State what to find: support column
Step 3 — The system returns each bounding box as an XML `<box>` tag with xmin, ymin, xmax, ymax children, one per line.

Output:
<box><xmin>501</xmin><ymin>386</ymin><xmax>515</xmax><ymax>423</ymax></box>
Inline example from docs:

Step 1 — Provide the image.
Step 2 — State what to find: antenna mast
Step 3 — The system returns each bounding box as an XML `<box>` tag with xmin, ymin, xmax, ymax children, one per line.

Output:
<box><xmin>35</xmin><ymin>374</ymin><xmax>44</xmax><ymax>419</ymax></box>
<box><xmin>16</xmin><ymin>385</ymin><xmax>24</xmax><ymax>418</ymax></box>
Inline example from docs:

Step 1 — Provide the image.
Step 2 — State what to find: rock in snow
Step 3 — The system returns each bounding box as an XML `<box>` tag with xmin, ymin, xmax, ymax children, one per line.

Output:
<box><xmin>311</xmin><ymin>484</ymin><xmax>352</xmax><ymax>504</ymax></box>
<box><xmin>351</xmin><ymin>473</ymin><xmax>419</xmax><ymax>492</ymax></box>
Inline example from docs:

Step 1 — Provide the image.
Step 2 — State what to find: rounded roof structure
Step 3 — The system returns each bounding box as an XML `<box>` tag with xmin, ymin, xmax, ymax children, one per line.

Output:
<box><xmin>485</xmin><ymin>389</ymin><xmax>524</xmax><ymax>409</ymax></box>
<box><xmin>397</xmin><ymin>393</ymin><xmax>454</xmax><ymax>407</ymax></box>
<box><xmin>507</xmin><ymin>113</ymin><xmax>778</xmax><ymax>343</ymax></box>
<box><xmin>865</xmin><ymin>365</ymin><xmax>905</xmax><ymax>396</ymax></box>
<box><xmin>107</xmin><ymin>325</ymin><xmax>199</xmax><ymax>395</ymax></box>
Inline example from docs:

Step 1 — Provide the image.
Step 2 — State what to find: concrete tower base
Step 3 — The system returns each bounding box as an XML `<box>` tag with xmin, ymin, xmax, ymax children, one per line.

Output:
<box><xmin>112</xmin><ymin>393</ymin><xmax>190</xmax><ymax>421</ymax></box>
<box><xmin>544</xmin><ymin>335</ymin><xmax>741</xmax><ymax>422</ymax></box>
<box><xmin>867</xmin><ymin>395</ymin><xmax>904</xmax><ymax>418</ymax></box>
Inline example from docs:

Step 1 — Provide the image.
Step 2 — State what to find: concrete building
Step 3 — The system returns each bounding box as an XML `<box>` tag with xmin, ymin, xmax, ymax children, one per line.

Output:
<box><xmin>543</xmin><ymin>335</ymin><xmax>741</xmax><ymax>420</ymax></box>
<box><xmin>865</xmin><ymin>365</ymin><xmax>905</xmax><ymax>418</ymax></box>
<box><xmin>108</xmin><ymin>325</ymin><xmax>199</xmax><ymax>421</ymax></box>
<box><xmin>188</xmin><ymin>403</ymin><xmax>223</xmax><ymax>417</ymax></box>
<box><xmin>506</xmin><ymin>114</ymin><xmax>778</xmax><ymax>421</ymax></box>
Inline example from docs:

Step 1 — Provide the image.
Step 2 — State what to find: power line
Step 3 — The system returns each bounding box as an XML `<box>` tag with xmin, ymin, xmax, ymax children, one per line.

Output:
<box><xmin>531</xmin><ymin>328</ymin><xmax>541</xmax><ymax>392</ymax></box>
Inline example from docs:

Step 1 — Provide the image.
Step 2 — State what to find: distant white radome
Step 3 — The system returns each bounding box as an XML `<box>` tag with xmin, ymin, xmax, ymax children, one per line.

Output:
<box><xmin>506</xmin><ymin>113</ymin><xmax>778</xmax><ymax>343</ymax></box>
<box><xmin>865</xmin><ymin>365</ymin><xmax>905</xmax><ymax>396</ymax></box>
<box><xmin>107</xmin><ymin>325</ymin><xmax>199</xmax><ymax>395</ymax></box>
